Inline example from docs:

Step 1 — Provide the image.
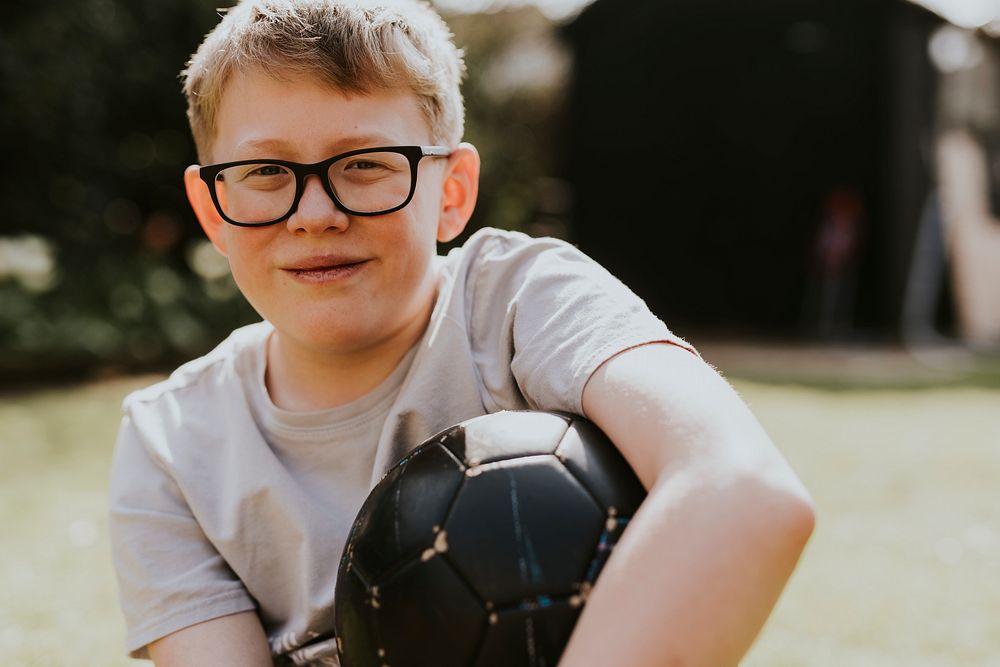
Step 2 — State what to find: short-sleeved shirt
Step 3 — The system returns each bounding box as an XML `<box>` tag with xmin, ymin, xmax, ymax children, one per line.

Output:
<box><xmin>109</xmin><ymin>227</ymin><xmax>692</xmax><ymax>665</ymax></box>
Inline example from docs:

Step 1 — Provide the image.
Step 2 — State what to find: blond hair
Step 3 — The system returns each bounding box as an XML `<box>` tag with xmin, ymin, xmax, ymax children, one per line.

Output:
<box><xmin>181</xmin><ymin>0</ymin><xmax>465</xmax><ymax>163</ymax></box>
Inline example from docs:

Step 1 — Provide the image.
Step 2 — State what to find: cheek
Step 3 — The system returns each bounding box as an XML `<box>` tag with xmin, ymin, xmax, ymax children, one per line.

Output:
<box><xmin>223</xmin><ymin>243</ymin><xmax>250</xmax><ymax>285</ymax></box>
<box><xmin>403</xmin><ymin>217</ymin><xmax>439</xmax><ymax>272</ymax></box>
<box><xmin>410</xmin><ymin>196</ymin><xmax>444</xmax><ymax>252</ymax></box>
<box><xmin>376</xmin><ymin>218</ymin><xmax>437</xmax><ymax>304</ymax></box>
<box><xmin>221</xmin><ymin>233</ymin><xmax>270</xmax><ymax>295</ymax></box>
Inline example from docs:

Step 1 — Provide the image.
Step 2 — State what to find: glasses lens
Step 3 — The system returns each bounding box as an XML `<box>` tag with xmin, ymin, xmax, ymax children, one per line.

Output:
<box><xmin>329</xmin><ymin>151</ymin><xmax>413</xmax><ymax>214</ymax></box>
<box><xmin>215</xmin><ymin>163</ymin><xmax>295</xmax><ymax>224</ymax></box>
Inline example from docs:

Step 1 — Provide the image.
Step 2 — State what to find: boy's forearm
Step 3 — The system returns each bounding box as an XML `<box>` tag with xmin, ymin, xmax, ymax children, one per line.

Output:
<box><xmin>558</xmin><ymin>464</ymin><xmax>814</xmax><ymax>666</ymax></box>
<box><xmin>563</xmin><ymin>343</ymin><xmax>815</xmax><ymax>666</ymax></box>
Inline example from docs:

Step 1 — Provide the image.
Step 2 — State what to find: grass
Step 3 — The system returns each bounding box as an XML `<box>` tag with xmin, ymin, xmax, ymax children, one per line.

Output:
<box><xmin>0</xmin><ymin>375</ymin><xmax>159</xmax><ymax>667</ymax></box>
<box><xmin>739</xmin><ymin>381</ymin><xmax>1000</xmax><ymax>667</ymax></box>
<box><xmin>1</xmin><ymin>370</ymin><xmax>998</xmax><ymax>665</ymax></box>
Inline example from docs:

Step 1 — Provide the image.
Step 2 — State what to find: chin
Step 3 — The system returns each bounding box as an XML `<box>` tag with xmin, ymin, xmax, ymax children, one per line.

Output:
<box><xmin>299</xmin><ymin>326</ymin><xmax>381</xmax><ymax>354</ymax></box>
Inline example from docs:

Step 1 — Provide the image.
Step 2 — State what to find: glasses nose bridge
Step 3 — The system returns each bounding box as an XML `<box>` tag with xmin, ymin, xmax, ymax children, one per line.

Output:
<box><xmin>294</xmin><ymin>159</ymin><xmax>342</xmax><ymax>212</ymax></box>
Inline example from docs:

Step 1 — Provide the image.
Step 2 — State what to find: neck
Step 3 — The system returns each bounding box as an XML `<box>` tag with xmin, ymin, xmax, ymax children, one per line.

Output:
<box><xmin>265</xmin><ymin>296</ymin><xmax>434</xmax><ymax>412</ymax></box>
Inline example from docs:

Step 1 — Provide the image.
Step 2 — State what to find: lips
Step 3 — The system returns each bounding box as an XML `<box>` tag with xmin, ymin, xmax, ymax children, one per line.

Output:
<box><xmin>282</xmin><ymin>255</ymin><xmax>370</xmax><ymax>283</ymax></box>
<box><xmin>284</xmin><ymin>255</ymin><xmax>369</xmax><ymax>271</ymax></box>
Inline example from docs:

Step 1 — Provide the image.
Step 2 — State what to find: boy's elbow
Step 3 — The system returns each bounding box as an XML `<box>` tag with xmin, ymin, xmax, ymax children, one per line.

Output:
<box><xmin>724</xmin><ymin>462</ymin><xmax>816</xmax><ymax>556</ymax></box>
<box><xmin>766</xmin><ymin>481</ymin><xmax>817</xmax><ymax>556</ymax></box>
<box><xmin>744</xmin><ymin>441</ymin><xmax>817</xmax><ymax>552</ymax></box>
<box><xmin>783</xmin><ymin>490</ymin><xmax>817</xmax><ymax>548</ymax></box>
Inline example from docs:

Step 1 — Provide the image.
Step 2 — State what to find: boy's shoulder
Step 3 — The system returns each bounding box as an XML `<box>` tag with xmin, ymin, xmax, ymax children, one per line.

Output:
<box><xmin>122</xmin><ymin>320</ymin><xmax>271</xmax><ymax>412</ymax></box>
<box><xmin>452</xmin><ymin>226</ymin><xmax>573</xmax><ymax>254</ymax></box>
<box><xmin>442</xmin><ymin>226</ymin><xmax>586</xmax><ymax>277</ymax></box>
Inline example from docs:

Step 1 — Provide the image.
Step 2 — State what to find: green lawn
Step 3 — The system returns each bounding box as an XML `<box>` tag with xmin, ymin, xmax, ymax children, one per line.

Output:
<box><xmin>1</xmin><ymin>371</ymin><xmax>998</xmax><ymax>665</ymax></box>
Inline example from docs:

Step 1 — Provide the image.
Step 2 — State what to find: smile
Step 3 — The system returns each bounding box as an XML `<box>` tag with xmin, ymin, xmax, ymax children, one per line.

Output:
<box><xmin>283</xmin><ymin>258</ymin><xmax>370</xmax><ymax>284</ymax></box>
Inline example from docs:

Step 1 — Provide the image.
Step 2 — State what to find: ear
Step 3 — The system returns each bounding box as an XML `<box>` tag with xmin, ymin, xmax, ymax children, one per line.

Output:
<box><xmin>184</xmin><ymin>164</ymin><xmax>229</xmax><ymax>256</ymax></box>
<box><xmin>437</xmin><ymin>143</ymin><xmax>480</xmax><ymax>243</ymax></box>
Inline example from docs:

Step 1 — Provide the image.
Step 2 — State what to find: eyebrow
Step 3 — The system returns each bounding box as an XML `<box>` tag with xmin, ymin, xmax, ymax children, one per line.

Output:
<box><xmin>231</xmin><ymin>134</ymin><xmax>405</xmax><ymax>160</ymax></box>
<box><xmin>232</xmin><ymin>138</ymin><xmax>289</xmax><ymax>157</ymax></box>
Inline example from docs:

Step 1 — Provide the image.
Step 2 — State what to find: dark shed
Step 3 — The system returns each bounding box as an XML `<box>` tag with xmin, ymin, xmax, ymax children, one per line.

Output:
<box><xmin>561</xmin><ymin>0</ymin><xmax>940</xmax><ymax>340</ymax></box>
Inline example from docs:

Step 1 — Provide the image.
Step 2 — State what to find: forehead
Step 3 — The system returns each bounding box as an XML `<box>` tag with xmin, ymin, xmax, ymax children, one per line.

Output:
<box><xmin>211</xmin><ymin>68</ymin><xmax>432</xmax><ymax>162</ymax></box>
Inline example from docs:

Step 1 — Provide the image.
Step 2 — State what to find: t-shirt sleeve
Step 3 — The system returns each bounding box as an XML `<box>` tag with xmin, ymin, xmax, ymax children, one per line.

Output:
<box><xmin>465</xmin><ymin>231</ymin><xmax>695</xmax><ymax>414</ymax></box>
<box><xmin>109</xmin><ymin>410</ymin><xmax>257</xmax><ymax>659</ymax></box>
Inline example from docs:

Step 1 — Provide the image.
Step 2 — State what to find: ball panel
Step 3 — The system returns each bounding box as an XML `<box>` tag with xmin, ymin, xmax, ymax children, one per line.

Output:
<box><xmin>350</xmin><ymin>442</ymin><xmax>466</xmax><ymax>582</ymax></box>
<box><xmin>555</xmin><ymin>418</ymin><xmax>646</xmax><ymax>516</ymax></box>
<box><xmin>445</xmin><ymin>411</ymin><xmax>570</xmax><ymax>466</ymax></box>
<box><xmin>444</xmin><ymin>455</ymin><xmax>604</xmax><ymax>604</ymax></box>
<box><xmin>374</xmin><ymin>555</ymin><xmax>486</xmax><ymax>667</ymax></box>
<box><xmin>334</xmin><ymin>567</ymin><xmax>381</xmax><ymax>667</ymax></box>
<box><xmin>473</xmin><ymin>598</ymin><xmax>580</xmax><ymax>667</ymax></box>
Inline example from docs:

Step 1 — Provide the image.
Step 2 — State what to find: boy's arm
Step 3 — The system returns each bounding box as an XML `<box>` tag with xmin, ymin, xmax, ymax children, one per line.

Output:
<box><xmin>561</xmin><ymin>342</ymin><xmax>815</xmax><ymax>667</ymax></box>
<box><xmin>147</xmin><ymin>611</ymin><xmax>272</xmax><ymax>667</ymax></box>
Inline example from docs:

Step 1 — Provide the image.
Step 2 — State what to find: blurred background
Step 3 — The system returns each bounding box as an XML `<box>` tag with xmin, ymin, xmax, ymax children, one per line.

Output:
<box><xmin>2</xmin><ymin>0</ymin><xmax>1000</xmax><ymax>381</ymax></box>
<box><xmin>1</xmin><ymin>0</ymin><xmax>999</xmax><ymax>665</ymax></box>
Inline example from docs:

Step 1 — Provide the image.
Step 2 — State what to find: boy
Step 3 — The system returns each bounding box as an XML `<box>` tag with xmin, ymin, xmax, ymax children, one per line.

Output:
<box><xmin>109</xmin><ymin>0</ymin><xmax>815</xmax><ymax>665</ymax></box>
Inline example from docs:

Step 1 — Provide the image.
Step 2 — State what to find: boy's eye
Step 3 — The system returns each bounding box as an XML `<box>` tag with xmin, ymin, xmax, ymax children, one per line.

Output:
<box><xmin>331</xmin><ymin>152</ymin><xmax>409</xmax><ymax>186</ymax></box>
<box><xmin>344</xmin><ymin>159</ymin><xmax>389</xmax><ymax>171</ymax></box>
<box><xmin>219</xmin><ymin>163</ymin><xmax>292</xmax><ymax>191</ymax></box>
<box><xmin>247</xmin><ymin>164</ymin><xmax>288</xmax><ymax>178</ymax></box>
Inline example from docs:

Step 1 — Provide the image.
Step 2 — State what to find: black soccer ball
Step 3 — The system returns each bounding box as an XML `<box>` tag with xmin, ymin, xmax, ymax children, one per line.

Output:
<box><xmin>334</xmin><ymin>410</ymin><xmax>646</xmax><ymax>667</ymax></box>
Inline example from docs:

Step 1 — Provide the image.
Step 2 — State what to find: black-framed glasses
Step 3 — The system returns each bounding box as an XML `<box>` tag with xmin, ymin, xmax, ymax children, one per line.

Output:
<box><xmin>199</xmin><ymin>145</ymin><xmax>451</xmax><ymax>227</ymax></box>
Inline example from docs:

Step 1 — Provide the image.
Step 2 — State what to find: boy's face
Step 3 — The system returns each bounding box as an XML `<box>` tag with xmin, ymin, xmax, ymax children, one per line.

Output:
<box><xmin>186</xmin><ymin>68</ymin><xmax>477</xmax><ymax>358</ymax></box>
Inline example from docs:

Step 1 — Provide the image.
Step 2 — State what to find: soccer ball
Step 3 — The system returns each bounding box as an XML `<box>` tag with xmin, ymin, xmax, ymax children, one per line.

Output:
<box><xmin>334</xmin><ymin>410</ymin><xmax>646</xmax><ymax>667</ymax></box>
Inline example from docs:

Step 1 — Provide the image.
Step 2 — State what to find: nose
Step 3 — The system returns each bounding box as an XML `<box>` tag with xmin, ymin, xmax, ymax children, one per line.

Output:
<box><xmin>286</xmin><ymin>174</ymin><xmax>350</xmax><ymax>235</ymax></box>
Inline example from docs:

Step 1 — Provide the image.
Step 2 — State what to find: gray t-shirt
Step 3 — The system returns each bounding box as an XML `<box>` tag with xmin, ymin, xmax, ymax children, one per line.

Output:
<box><xmin>109</xmin><ymin>227</ymin><xmax>690</xmax><ymax>665</ymax></box>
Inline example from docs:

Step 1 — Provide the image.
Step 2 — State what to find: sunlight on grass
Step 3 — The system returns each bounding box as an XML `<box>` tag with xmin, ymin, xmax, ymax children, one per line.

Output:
<box><xmin>741</xmin><ymin>383</ymin><xmax>1000</xmax><ymax>667</ymax></box>
<box><xmin>0</xmin><ymin>374</ymin><xmax>998</xmax><ymax>665</ymax></box>
<box><xmin>0</xmin><ymin>375</ymin><xmax>162</xmax><ymax>667</ymax></box>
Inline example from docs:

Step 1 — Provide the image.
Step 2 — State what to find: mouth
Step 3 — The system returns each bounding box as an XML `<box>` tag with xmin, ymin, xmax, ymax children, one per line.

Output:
<box><xmin>282</xmin><ymin>256</ymin><xmax>370</xmax><ymax>283</ymax></box>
